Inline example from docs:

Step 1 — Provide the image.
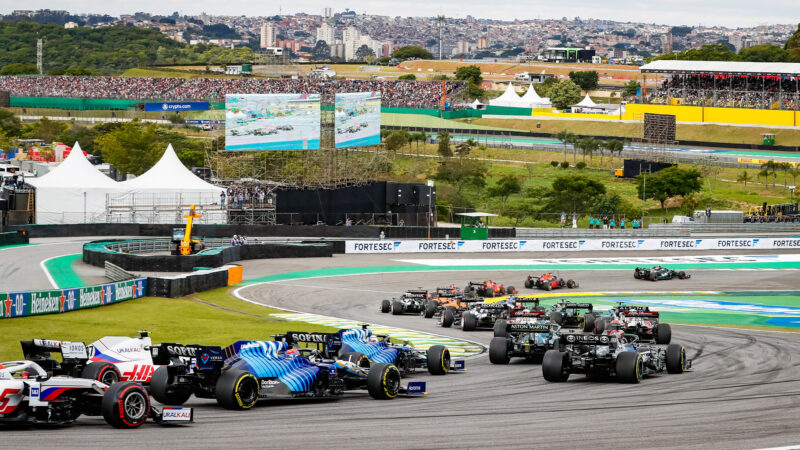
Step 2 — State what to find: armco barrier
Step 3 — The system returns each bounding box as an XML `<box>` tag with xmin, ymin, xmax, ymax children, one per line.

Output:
<box><xmin>83</xmin><ymin>240</ymin><xmax>334</xmax><ymax>271</ymax></box>
<box><xmin>345</xmin><ymin>237</ymin><xmax>800</xmax><ymax>253</ymax></box>
<box><xmin>0</xmin><ymin>278</ymin><xmax>146</xmax><ymax>319</ymax></box>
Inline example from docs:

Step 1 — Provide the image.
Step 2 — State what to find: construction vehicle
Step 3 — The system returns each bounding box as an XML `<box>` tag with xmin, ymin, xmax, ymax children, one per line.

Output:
<box><xmin>171</xmin><ymin>205</ymin><xmax>204</xmax><ymax>255</ymax></box>
<box><xmin>744</xmin><ymin>202</ymin><xmax>799</xmax><ymax>223</ymax></box>
<box><xmin>614</xmin><ymin>168</ymin><xmax>624</xmax><ymax>178</ymax></box>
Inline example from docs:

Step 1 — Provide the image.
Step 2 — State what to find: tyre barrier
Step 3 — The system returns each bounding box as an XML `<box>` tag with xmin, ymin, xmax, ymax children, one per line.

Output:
<box><xmin>0</xmin><ymin>230</ymin><xmax>29</xmax><ymax>247</ymax></box>
<box><xmin>147</xmin><ymin>265</ymin><xmax>240</xmax><ymax>298</ymax></box>
<box><xmin>83</xmin><ymin>240</ymin><xmax>335</xmax><ymax>272</ymax></box>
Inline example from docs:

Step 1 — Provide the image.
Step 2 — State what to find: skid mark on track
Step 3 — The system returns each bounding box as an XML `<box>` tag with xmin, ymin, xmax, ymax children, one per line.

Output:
<box><xmin>269</xmin><ymin>312</ymin><xmax>484</xmax><ymax>358</ymax></box>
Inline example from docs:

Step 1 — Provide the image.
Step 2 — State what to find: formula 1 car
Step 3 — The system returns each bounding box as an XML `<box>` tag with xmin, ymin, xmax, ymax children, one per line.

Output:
<box><xmin>380</xmin><ymin>289</ymin><xmax>430</xmax><ymax>315</ymax></box>
<box><xmin>524</xmin><ymin>273</ymin><xmax>578</xmax><ymax>291</ymax></box>
<box><xmin>599</xmin><ymin>303</ymin><xmax>672</xmax><ymax>344</ymax></box>
<box><xmin>457</xmin><ymin>301</ymin><xmax>512</xmax><ymax>331</ymax></box>
<box><xmin>490</xmin><ymin>321</ymin><xmax>561</xmax><ymax>364</ymax></box>
<box><xmin>634</xmin><ymin>266</ymin><xmax>690</xmax><ymax>281</ymax></box>
<box><xmin>492</xmin><ymin>296</ymin><xmax>546</xmax><ymax>336</ymax></box>
<box><xmin>464</xmin><ymin>280</ymin><xmax>517</xmax><ymax>298</ymax></box>
<box><xmin>542</xmin><ymin>333</ymin><xmax>690</xmax><ymax>383</ymax></box>
<box><xmin>148</xmin><ymin>339</ymin><xmax>426</xmax><ymax>410</ymax></box>
<box><xmin>426</xmin><ymin>286</ymin><xmax>475</xmax><ymax>321</ymax></box>
<box><xmin>549</xmin><ymin>302</ymin><xmax>596</xmax><ymax>332</ymax></box>
<box><xmin>0</xmin><ymin>360</ymin><xmax>192</xmax><ymax>428</ymax></box>
<box><xmin>275</xmin><ymin>327</ymin><xmax>465</xmax><ymax>376</ymax></box>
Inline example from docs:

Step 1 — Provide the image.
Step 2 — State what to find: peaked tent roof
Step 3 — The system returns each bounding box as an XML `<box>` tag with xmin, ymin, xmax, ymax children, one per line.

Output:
<box><xmin>27</xmin><ymin>142</ymin><xmax>120</xmax><ymax>189</ymax></box>
<box><xmin>489</xmin><ymin>83</ymin><xmax>529</xmax><ymax>107</ymax></box>
<box><xmin>520</xmin><ymin>83</ymin><xmax>551</xmax><ymax>106</ymax></box>
<box><xmin>574</xmin><ymin>94</ymin><xmax>598</xmax><ymax>108</ymax></box>
<box><xmin>122</xmin><ymin>144</ymin><xmax>223</xmax><ymax>192</ymax></box>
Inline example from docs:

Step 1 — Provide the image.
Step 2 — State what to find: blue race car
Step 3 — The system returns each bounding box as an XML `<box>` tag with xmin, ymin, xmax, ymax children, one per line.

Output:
<box><xmin>148</xmin><ymin>339</ymin><xmax>425</xmax><ymax>410</ymax></box>
<box><xmin>277</xmin><ymin>326</ymin><xmax>465</xmax><ymax>376</ymax></box>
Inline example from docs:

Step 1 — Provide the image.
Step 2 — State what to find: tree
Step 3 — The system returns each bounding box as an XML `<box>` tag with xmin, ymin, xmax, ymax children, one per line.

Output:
<box><xmin>636</xmin><ymin>166</ymin><xmax>702</xmax><ymax>209</ymax></box>
<box><xmin>312</xmin><ymin>40</ymin><xmax>331</xmax><ymax>60</ymax></box>
<box><xmin>0</xmin><ymin>63</ymin><xmax>38</xmax><ymax>75</ymax></box>
<box><xmin>758</xmin><ymin>169</ymin><xmax>770</xmax><ymax>187</ymax></box>
<box><xmin>455</xmin><ymin>65</ymin><xmax>483</xmax><ymax>85</ymax></box>
<box><xmin>555</xmin><ymin>130</ymin><xmax>575</xmax><ymax>162</ymax></box>
<box><xmin>398</xmin><ymin>74</ymin><xmax>416</xmax><ymax>80</ymax></box>
<box><xmin>391</xmin><ymin>45</ymin><xmax>434</xmax><ymax>60</ymax></box>
<box><xmin>603</xmin><ymin>139</ymin><xmax>624</xmax><ymax>166</ymax></box>
<box><xmin>761</xmin><ymin>160</ymin><xmax>780</xmax><ymax>188</ymax></box>
<box><xmin>786</xmin><ymin>23</ymin><xmax>800</xmax><ymax>62</ymax></box>
<box><xmin>568</xmin><ymin>71</ymin><xmax>599</xmax><ymax>91</ymax></box>
<box><xmin>455</xmin><ymin>138</ymin><xmax>477</xmax><ymax>157</ymax></box>
<box><xmin>487</xmin><ymin>175</ymin><xmax>522</xmax><ymax>209</ymax></box>
<box><xmin>550</xmin><ymin>161</ymin><xmax>560</xmax><ymax>168</ymax></box>
<box><xmin>433</xmin><ymin>159</ymin><xmax>487</xmax><ymax>194</ymax></box>
<box><xmin>737</xmin><ymin>170</ymin><xmax>752</xmax><ymax>187</ymax></box>
<box><xmin>549</xmin><ymin>80</ymin><xmax>582</xmax><ymax>109</ymax></box>
<box><xmin>0</xmin><ymin>109</ymin><xmax>22</xmax><ymax>137</ymax></box>
<box><xmin>738</xmin><ymin>44</ymin><xmax>789</xmax><ymax>62</ymax></box>
<box><xmin>577</xmin><ymin>137</ymin><xmax>600</xmax><ymax>167</ymax></box>
<box><xmin>48</xmin><ymin>67</ymin><xmax>98</xmax><ymax>76</ymax></box>
<box><xmin>355</xmin><ymin>44</ymin><xmax>375</xmax><ymax>61</ymax></box>
<box><xmin>437</xmin><ymin>131</ymin><xmax>452</xmax><ymax>157</ymax></box>
<box><xmin>384</xmin><ymin>130</ymin><xmax>408</xmax><ymax>152</ymax></box>
<box><xmin>542</xmin><ymin>174</ymin><xmax>606</xmax><ymax>215</ymax></box>
<box><xmin>622</xmin><ymin>80</ymin><xmax>641</xmax><ymax>98</ymax></box>
<box><xmin>24</xmin><ymin>117</ymin><xmax>68</xmax><ymax>143</ymax></box>
<box><xmin>779</xmin><ymin>161</ymin><xmax>793</xmax><ymax>188</ymax></box>
<box><xmin>655</xmin><ymin>44</ymin><xmax>737</xmax><ymax>61</ymax></box>
<box><xmin>505</xmin><ymin>198</ymin><xmax>537</xmax><ymax>226</ymax></box>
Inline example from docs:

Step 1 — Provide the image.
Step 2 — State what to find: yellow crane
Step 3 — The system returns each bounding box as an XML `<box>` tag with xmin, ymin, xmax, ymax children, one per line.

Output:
<box><xmin>171</xmin><ymin>205</ymin><xmax>204</xmax><ymax>256</ymax></box>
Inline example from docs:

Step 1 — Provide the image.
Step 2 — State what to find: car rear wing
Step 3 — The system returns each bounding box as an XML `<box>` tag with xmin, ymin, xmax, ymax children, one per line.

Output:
<box><xmin>621</xmin><ymin>311</ymin><xmax>660</xmax><ymax>318</ymax></box>
<box><xmin>20</xmin><ymin>339</ymin><xmax>90</xmax><ymax>376</ymax></box>
<box><xmin>506</xmin><ymin>323</ymin><xmax>551</xmax><ymax>333</ymax></box>
<box><xmin>509</xmin><ymin>310</ymin><xmax>545</xmax><ymax>318</ymax></box>
<box><xmin>475</xmin><ymin>302</ymin><xmax>508</xmax><ymax>310</ymax></box>
<box><xmin>192</xmin><ymin>345</ymin><xmax>226</xmax><ymax>370</ymax></box>
<box><xmin>274</xmin><ymin>331</ymin><xmax>344</xmax><ymax>357</ymax></box>
<box><xmin>405</xmin><ymin>289</ymin><xmax>429</xmax><ymax>296</ymax></box>
<box><xmin>560</xmin><ymin>302</ymin><xmax>594</xmax><ymax>311</ymax></box>
<box><xmin>148</xmin><ymin>343</ymin><xmax>208</xmax><ymax>366</ymax></box>
<box><xmin>560</xmin><ymin>334</ymin><xmax>611</xmax><ymax>345</ymax></box>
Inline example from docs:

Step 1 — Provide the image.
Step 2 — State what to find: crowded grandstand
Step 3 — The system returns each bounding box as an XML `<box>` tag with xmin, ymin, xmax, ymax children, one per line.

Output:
<box><xmin>641</xmin><ymin>60</ymin><xmax>800</xmax><ymax>110</ymax></box>
<box><xmin>0</xmin><ymin>76</ymin><xmax>465</xmax><ymax>109</ymax></box>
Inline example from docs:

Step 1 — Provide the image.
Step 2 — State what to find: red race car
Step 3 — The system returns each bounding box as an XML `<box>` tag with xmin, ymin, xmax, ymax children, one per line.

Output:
<box><xmin>464</xmin><ymin>280</ymin><xmax>518</xmax><ymax>298</ymax></box>
<box><xmin>524</xmin><ymin>273</ymin><xmax>578</xmax><ymax>291</ymax></box>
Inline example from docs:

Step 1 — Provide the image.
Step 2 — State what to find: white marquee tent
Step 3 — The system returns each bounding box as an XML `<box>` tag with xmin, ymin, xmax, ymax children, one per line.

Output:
<box><xmin>488</xmin><ymin>83</ymin><xmax>530</xmax><ymax>108</ymax></box>
<box><xmin>573</xmin><ymin>94</ymin><xmax>598</xmax><ymax>108</ymax></box>
<box><xmin>27</xmin><ymin>142</ymin><xmax>124</xmax><ymax>224</ymax></box>
<box><xmin>520</xmin><ymin>83</ymin><xmax>552</xmax><ymax>108</ymax></box>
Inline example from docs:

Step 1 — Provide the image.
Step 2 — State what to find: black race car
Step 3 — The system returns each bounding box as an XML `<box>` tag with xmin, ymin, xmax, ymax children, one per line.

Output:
<box><xmin>548</xmin><ymin>302</ymin><xmax>596</xmax><ymax>332</ymax></box>
<box><xmin>524</xmin><ymin>273</ymin><xmax>578</xmax><ymax>291</ymax></box>
<box><xmin>456</xmin><ymin>301</ymin><xmax>510</xmax><ymax>331</ymax></box>
<box><xmin>380</xmin><ymin>289</ymin><xmax>430</xmax><ymax>315</ymax></box>
<box><xmin>489</xmin><ymin>321</ymin><xmax>561</xmax><ymax>364</ymax></box>
<box><xmin>634</xmin><ymin>266</ymin><xmax>690</xmax><ymax>281</ymax></box>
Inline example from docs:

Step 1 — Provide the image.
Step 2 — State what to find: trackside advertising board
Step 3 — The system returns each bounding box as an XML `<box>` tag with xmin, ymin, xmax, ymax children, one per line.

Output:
<box><xmin>0</xmin><ymin>278</ymin><xmax>146</xmax><ymax>320</ymax></box>
<box><xmin>334</xmin><ymin>92</ymin><xmax>381</xmax><ymax>148</ymax></box>
<box><xmin>345</xmin><ymin>237</ymin><xmax>800</xmax><ymax>253</ymax></box>
<box><xmin>144</xmin><ymin>102</ymin><xmax>210</xmax><ymax>112</ymax></box>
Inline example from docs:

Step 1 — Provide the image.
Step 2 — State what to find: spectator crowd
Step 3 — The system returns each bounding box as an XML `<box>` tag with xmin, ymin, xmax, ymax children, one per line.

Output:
<box><xmin>220</xmin><ymin>183</ymin><xmax>274</xmax><ymax>209</ymax></box>
<box><xmin>0</xmin><ymin>76</ymin><xmax>465</xmax><ymax>109</ymax></box>
<box><xmin>646</xmin><ymin>74</ymin><xmax>800</xmax><ymax>110</ymax></box>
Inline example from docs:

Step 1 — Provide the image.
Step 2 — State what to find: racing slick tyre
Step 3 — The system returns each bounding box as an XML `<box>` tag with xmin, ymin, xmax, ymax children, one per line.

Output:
<box><xmin>633</xmin><ymin>269</ymin><xmax>642</xmax><ymax>279</ymax></box>
<box><xmin>506</xmin><ymin>286</ymin><xmax>516</xmax><ymax>295</ymax></box>
<box><xmin>489</xmin><ymin>337</ymin><xmax>510</xmax><ymax>364</ymax></box>
<box><xmin>655</xmin><ymin>323</ymin><xmax>672</xmax><ymax>345</ymax></box>
<box><xmin>215</xmin><ymin>369</ymin><xmax>260</xmax><ymax>410</ymax></box>
<box><xmin>616</xmin><ymin>351</ymin><xmax>644</xmax><ymax>384</ymax></box>
<box><xmin>582</xmin><ymin>313</ymin><xmax>596</xmax><ymax>333</ymax></box>
<box><xmin>426</xmin><ymin>345</ymin><xmax>450</xmax><ymax>375</ymax></box>
<box><xmin>650</xmin><ymin>271</ymin><xmax>658</xmax><ymax>282</ymax></box>
<box><xmin>524</xmin><ymin>279</ymin><xmax>534</xmax><ymax>289</ymax></box>
<box><xmin>81</xmin><ymin>362</ymin><xmax>121</xmax><ymax>386</ymax></box>
<box><xmin>461</xmin><ymin>312</ymin><xmax>478</xmax><ymax>331</ymax></box>
<box><xmin>380</xmin><ymin>299</ymin><xmax>391</xmax><ymax>313</ymax></box>
<box><xmin>150</xmin><ymin>366</ymin><xmax>192</xmax><ymax>406</ymax></box>
<box><xmin>678</xmin><ymin>271</ymin><xmax>687</xmax><ymax>280</ymax></box>
<box><xmin>441</xmin><ymin>309</ymin><xmax>455</xmax><ymax>327</ymax></box>
<box><xmin>550</xmin><ymin>311</ymin><xmax>563</xmax><ymax>325</ymax></box>
<box><xmin>494</xmin><ymin>319</ymin><xmax>507</xmax><ymax>337</ymax></box>
<box><xmin>542</xmin><ymin>350</ymin><xmax>570</xmax><ymax>382</ymax></box>
<box><xmin>367</xmin><ymin>363</ymin><xmax>401</xmax><ymax>400</ymax></box>
<box><xmin>339</xmin><ymin>352</ymin><xmax>370</xmax><ymax>369</ymax></box>
<box><xmin>424</xmin><ymin>301</ymin><xmax>437</xmax><ymax>318</ymax></box>
<box><xmin>566</xmin><ymin>279</ymin><xmax>577</xmax><ymax>288</ymax></box>
<box><xmin>665</xmin><ymin>344</ymin><xmax>686</xmax><ymax>374</ymax></box>
<box><xmin>102</xmin><ymin>382</ymin><xmax>150</xmax><ymax>428</ymax></box>
<box><xmin>391</xmin><ymin>300</ymin><xmax>404</xmax><ymax>315</ymax></box>
<box><xmin>594</xmin><ymin>318</ymin><xmax>606</xmax><ymax>335</ymax></box>
<box><xmin>543</xmin><ymin>281</ymin><xmax>552</xmax><ymax>291</ymax></box>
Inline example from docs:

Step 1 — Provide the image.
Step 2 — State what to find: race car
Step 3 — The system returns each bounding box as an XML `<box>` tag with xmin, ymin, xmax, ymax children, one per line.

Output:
<box><xmin>148</xmin><ymin>339</ymin><xmax>425</xmax><ymax>410</ymax></box>
<box><xmin>425</xmin><ymin>285</ymin><xmax>472</xmax><ymax>320</ymax></box>
<box><xmin>380</xmin><ymin>289</ymin><xmax>431</xmax><ymax>315</ymax></box>
<box><xmin>275</xmin><ymin>327</ymin><xmax>464</xmax><ymax>376</ymax></box>
<box><xmin>464</xmin><ymin>280</ymin><xmax>517</xmax><ymax>298</ymax></box>
<box><xmin>549</xmin><ymin>302</ymin><xmax>596</xmax><ymax>332</ymax></box>
<box><xmin>634</xmin><ymin>266</ymin><xmax>690</xmax><ymax>281</ymax></box>
<box><xmin>599</xmin><ymin>303</ymin><xmax>672</xmax><ymax>344</ymax></box>
<box><xmin>524</xmin><ymin>273</ymin><xmax>578</xmax><ymax>291</ymax></box>
<box><xmin>542</xmin><ymin>333</ymin><xmax>690</xmax><ymax>383</ymax></box>
<box><xmin>492</xmin><ymin>296</ymin><xmax>547</xmax><ymax>336</ymax></box>
<box><xmin>489</xmin><ymin>321</ymin><xmax>561</xmax><ymax>364</ymax></box>
<box><xmin>0</xmin><ymin>360</ymin><xmax>192</xmax><ymax>428</ymax></box>
<box><xmin>452</xmin><ymin>301</ymin><xmax>511</xmax><ymax>331</ymax></box>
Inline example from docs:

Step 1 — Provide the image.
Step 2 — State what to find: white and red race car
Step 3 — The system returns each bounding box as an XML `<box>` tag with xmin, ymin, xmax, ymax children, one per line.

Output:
<box><xmin>597</xmin><ymin>304</ymin><xmax>671</xmax><ymax>344</ymax></box>
<box><xmin>0</xmin><ymin>359</ymin><xmax>192</xmax><ymax>428</ymax></box>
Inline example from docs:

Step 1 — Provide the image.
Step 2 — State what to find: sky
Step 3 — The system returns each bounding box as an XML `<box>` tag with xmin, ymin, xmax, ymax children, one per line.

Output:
<box><xmin>3</xmin><ymin>0</ymin><xmax>799</xmax><ymax>28</ymax></box>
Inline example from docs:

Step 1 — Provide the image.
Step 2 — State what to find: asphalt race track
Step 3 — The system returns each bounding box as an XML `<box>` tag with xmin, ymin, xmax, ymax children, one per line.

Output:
<box><xmin>4</xmin><ymin>250</ymin><xmax>800</xmax><ymax>449</ymax></box>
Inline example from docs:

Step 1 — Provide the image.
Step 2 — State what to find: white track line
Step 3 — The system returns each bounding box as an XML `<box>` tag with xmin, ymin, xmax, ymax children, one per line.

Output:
<box><xmin>38</xmin><ymin>254</ymin><xmax>71</xmax><ymax>289</ymax></box>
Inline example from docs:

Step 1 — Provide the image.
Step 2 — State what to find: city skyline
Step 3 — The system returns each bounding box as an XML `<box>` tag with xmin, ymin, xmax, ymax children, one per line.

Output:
<box><xmin>3</xmin><ymin>0</ymin><xmax>799</xmax><ymax>28</ymax></box>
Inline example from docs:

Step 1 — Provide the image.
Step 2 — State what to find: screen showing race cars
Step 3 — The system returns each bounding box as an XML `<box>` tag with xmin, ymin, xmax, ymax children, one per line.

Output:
<box><xmin>225</xmin><ymin>94</ymin><xmax>321</xmax><ymax>151</ymax></box>
<box><xmin>334</xmin><ymin>92</ymin><xmax>381</xmax><ymax>148</ymax></box>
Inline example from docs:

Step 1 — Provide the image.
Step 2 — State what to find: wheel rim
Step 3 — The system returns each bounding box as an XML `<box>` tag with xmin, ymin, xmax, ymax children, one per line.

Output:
<box><xmin>124</xmin><ymin>391</ymin><xmax>147</xmax><ymax>420</ymax></box>
<box><xmin>238</xmin><ymin>377</ymin><xmax>258</xmax><ymax>405</ymax></box>
<box><xmin>386</xmin><ymin>369</ymin><xmax>400</xmax><ymax>396</ymax></box>
<box><xmin>101</xmin><ymin>369</ymin><xmax>119</xmax><ymax>385</ymax></box>
<box><xmin>442</xmin><ymin>349</ymin><xmax>451</xmax><ymax>372</ymax></box>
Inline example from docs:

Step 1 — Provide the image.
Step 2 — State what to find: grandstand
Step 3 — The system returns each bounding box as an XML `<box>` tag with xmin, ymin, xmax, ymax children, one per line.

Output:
<box><xmin>0</xmin><ymin>76</ymin><xmax>466</xmax><ymax>110</ymax></box>
<box><xmin>641</xmin><ymin>60</ymin><xmax>800</xmax><ymax>110</ymax></box>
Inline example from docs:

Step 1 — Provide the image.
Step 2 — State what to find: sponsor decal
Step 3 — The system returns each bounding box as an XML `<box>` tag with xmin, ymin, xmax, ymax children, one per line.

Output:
<box><xmin>353</xmin><ymin>242</ymin><xmax>395</xmax><ymax>252</ymax></box>
<box><xmin>288</xmin><ymin>332</ymin><xmax>328</xmax><ymax>343</ymax></box>
<box><xmin>600</xmin><ymin>240</ymin><xmax>638</xmax><ymax>249</ymax></box>
<box><xmin>716</xmin><ymin>239</ymin><xmax>753</xmax><ymax>248</ymax></box>
<box><xmin>481</xmin><ymin>241</ymin><xmax>518</xmax><ymax>251</ymax></box>
<box><xmin>406</xmin><ymin>381</ymin><xmax>426</xmax><ymax>395</ymax></box>
<box><xmin>30</xmin><ymin>387</ymin><xmax>39</xmax><ymax>399</ymax></box>
<box><xmin>114</xmin><ymin>281</ymin><xmax>134</xmax><ymax>301</ymax></box>
<box><xmin>564</xmin><ymin>334</ymin><xmax>609</xmax><ymax>344</ymax></box>
<box><xmin>773</xmin><ymin>239</ymin><xmax>800</xmax><ymax>248</ymax></box>
<box><xmin>419</xmin><ymin>241</ymin><xmax>458</xmax><ymax>251</ymax></box>
<box><xmin>6</xmin><ymin>292</ymin><xmax>27</xmax><ymax>319</ymax></box>
<box><xmin>102</xmin><ymin>284</ymin><xmax>114</xmax><ymax>305</ymax></box>
<box><xmin>30</xmin><ymin>291</ymin><xmax>62</xmax><ymax>315</ymax></box>
<box><xmin>61</xmin><ymin>289</ymin><xmax>78</xmax><ymax>312</ymax></box>
<box><xmin>659</xmin><ymin>240</ymin><xmax>695</xmax><ymax>248</ymax></box>
<box><xmin>543</xmin><ymin>241</ymin><xmax>579</xmax><ymax>250</ymax></box>
<box><xmin>79</xmin><ymin>287</ymin><xmax>103</xmax><ymax>308</ymax></box>
<box><xmin>165</xmin><ymin>345</ymin><xmax>199</xmax><ymax>357</ymax></box>
<box><xmin>161</xmin><ymin>408</ymin><xmax>193</xmax><ymax>421</ymax></box>
<box><xmin>61</xmin><ymin>342</ymin><xmax>88</xmax><ymax>359</ymax></box>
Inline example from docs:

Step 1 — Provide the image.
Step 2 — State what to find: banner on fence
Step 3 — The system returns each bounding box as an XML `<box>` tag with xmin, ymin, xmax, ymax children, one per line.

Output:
<box><xmin>345</xmin><ymin>237</ymin><xmax>800</xmax><ymax>253</ymax></box>
<box><xmin>0</xmin><ymin>278</ymin><xmax>147</xmax><ymax>320</ymax></box>
<box><xmin>145</xmin><ymin>102</ymin><xmax>210</xmax><ymax>112</ymax></box>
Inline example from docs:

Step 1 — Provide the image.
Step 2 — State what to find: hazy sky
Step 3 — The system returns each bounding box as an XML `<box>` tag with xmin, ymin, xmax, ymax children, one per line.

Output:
<box><xmin>4</xmin><ymin>0</ymin><xmax>798</xmax><ymax>28</ymax></box>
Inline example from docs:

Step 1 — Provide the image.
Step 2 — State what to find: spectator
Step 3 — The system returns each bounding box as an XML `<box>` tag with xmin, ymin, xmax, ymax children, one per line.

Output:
<box><xmin>346</xmin><ymin>217</ymin><xmax>352</xmax><ymax>227</ymax></box>
<box><xmin>706</xmin><ymin>205</ymin><xmax>711</xmax><ymax>219</ymax></box>
<box><xmin>220</xmin><ymin>191</ymin><xmax>226</xmax><ymax>208</ymax></box>
<box><xmin>572</xmin><ymin>212</ymin><xmax>577</xmax><ymax>229</ymax></box>
<box><xmin>620</xmin><ymin>218</ymin><xmax>626</xmax><ymax>229</ymax></box>
<box><xmin>560</xmin><ymin>211</ymin><xmax>566</xmax><ymax>227</ymax></box>
<box><xmin>398</xmin><ymin>219</ymin><xmax>405</xmax><ymax>227</ymax></box>
<box><xmin>609</xmin><ymin>217</ymin><xmax>615</xmax><ymax>229</ymax></box>
<box><xmin>602</xmin><ymin>216</ymin><xmax>609</xmax><ymax>230</ymax></box>
<box><xmin>16</xmin><ymin>173</ymin><xmax>24</xmax><ymax>189</ymax></box>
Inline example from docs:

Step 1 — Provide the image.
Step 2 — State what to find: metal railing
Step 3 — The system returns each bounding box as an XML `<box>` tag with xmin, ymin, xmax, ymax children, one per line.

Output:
<box><xmin>650</xmin><ymin>222</ymin><xmax>800</xmax><ymax>233</ymax></box>
<box><xmin>516</xmin><ymin>228</ymin><xmax>689</xmax><ymax>238</ymax></box>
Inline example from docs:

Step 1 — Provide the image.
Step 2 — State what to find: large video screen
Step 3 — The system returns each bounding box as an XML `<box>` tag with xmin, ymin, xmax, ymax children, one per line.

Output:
<box><xmin>334</xmin><ymin>92</ymin><xmax>381</xmax><ymax>148</ymax></box>
<box><xmin>225</xmin><ymin>94</ymin><xmax>320</xmax><ymax>151</ymax></box>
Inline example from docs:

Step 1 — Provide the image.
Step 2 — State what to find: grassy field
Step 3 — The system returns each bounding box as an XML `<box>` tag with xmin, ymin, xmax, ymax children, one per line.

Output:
<box><xmin>0</xmin><ymin>287</ymin><xmax>335</xmax><ymax>361</ymax></box>
<box><xmin>468</xmin><ymin>117</ymin><xmax>800</xmax><ymax>146</ymax></box>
